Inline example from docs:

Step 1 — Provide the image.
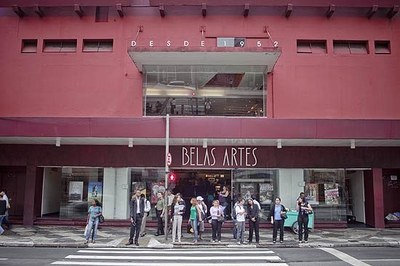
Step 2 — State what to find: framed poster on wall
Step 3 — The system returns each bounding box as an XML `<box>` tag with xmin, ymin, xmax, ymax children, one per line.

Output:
<box><xmin>68</xmin><ymin>181</ymin><xmax>83</xmax><ymax>202</ymax></box>
<box><xmin>88</xmin><ymin>181</ymin><xmax>103</xmax><ymax>204</ymax></box>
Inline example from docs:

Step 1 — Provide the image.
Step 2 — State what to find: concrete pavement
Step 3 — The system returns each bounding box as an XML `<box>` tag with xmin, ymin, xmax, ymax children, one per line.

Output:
<box><xmin>0</xmin><ymin>225</ymin><xmax>399</xmax><ymax>249</ymax></box>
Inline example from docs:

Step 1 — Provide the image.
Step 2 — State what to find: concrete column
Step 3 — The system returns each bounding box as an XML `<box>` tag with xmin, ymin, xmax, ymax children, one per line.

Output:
<box><xmin>23</xmin><ymin>165</ymin><xmax>37</xmax><ymax>225</ymax></box>
<box><xmin>103</xmin><ymin>168</ymin><xmax>131</xmax><ymax>219</ymax></box>
<box><xmin>372</xmin><ymin>168</ymin><xmax>385</xmax><ymax>228</ymax></box>
<box><xmin>278</xmin><ymin>169</ymin><xmax>304</xmax><ymax>210</ymax></box>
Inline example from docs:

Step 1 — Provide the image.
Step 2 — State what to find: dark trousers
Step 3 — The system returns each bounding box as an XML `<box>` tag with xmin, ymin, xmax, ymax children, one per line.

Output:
<box><xmin>298</xmin><ymin>215</ymin><xmax>309</xmax><ymax>241</ymax></box>
<box><xmin>273</xmin><ymin>219</ymin><xmax>284</xmax><ymax>241</ymax></box>
<box><xmin>211</xmin><ymin>219</ymin><xmax>222</xmax><ymax>241</ymax></box>
<box><xmin>156</xmin><ymin>210</ymin><xmax>164</xmax><ymax>234</ymax></box>
<box><xmin>248</xmin><ymin>218</ymin><xmax>260</xmax><ymax>243</ymax></box>
<box><xmin>129</xmin><ymin>215</ymin><xmax>143</xmax><ymax>243</ymax></box>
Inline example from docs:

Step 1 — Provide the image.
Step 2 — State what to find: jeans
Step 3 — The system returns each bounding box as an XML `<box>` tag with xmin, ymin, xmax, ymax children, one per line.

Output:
<box><xmin>211</xmin><ymin>219</ymin><xmax>222</xmax><ymax>241</ymax></box>
<box><xmin>190</xmin><ymin>219</ymin><xmax>198</xmax><ymax>241</ymax></box>
<box><xmin>0</xmin><ymin>216</ymin><xmax>5</xmax><ymax>235</ymax></box>
<box><xmin>156</xmin><ymin>210</ymin><xmax>164</xmax><ymax>234</ymax></box>
<box><xmin>140</xmin><ymin>212</ymin><xmax>149</xmax><ymax>235</ymax></box>
<box><xmin>172</xmin><ymin>215</ymin><xmax>183</xmax><ymax>242</ymax></box>
<box><xmin>298</xmin><ymin>215</ymin><xmax>309</xmax><ymax>241</ymax></box>
<box><xmin>273</xmin><ymin>219</ymin><xmax>284</xmax><ymax>242</ymax></box>
<box><xmin>236</xmin><ymin>221</ymin><xmax>245</xmax><ymax>243</ymax></box>
<box><xmin>85</xmin><ymin>217</ymin><xmax>99</xmax><ymax>241</ymax></box>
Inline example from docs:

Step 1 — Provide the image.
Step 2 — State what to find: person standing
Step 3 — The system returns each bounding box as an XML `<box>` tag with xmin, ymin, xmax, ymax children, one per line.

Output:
<box><xmin>171</xmin><ymin>193</ymin><xmax>185</xmax><ymax>243</ymax></box>
<box><xmin>126</xmin><ymin>190</ymin><xmax>145</xmax><ymax>246</ymax></box>
<box><xmin>209</xmin><ymin>200</ymin><xmax>223</xmax><ymax>243</ymax></box>
<box><xmin>297</xmin><ymin>196</ymin><xmax>312</xmax><ymax>243</ymax></box>
<box><xmin>235</xmin><ymin>198</ymin><xmax>246</xmax><ymax>245</ymax></box>
<box><xmin>85</xmin><ymin>199</ymin><xmax>102</xmax><ymax>244</ymax></box>
<box><xmin>196</xmin><ymin>196</ymin><xmax>207</xmax><ymax>240</ymax></box>
<box><xmin>140</xmin><ymin>194</ymin><xmax>151</xmax><ymax>237</ymax></box>
<box><xmin>0</xmin><ymin>194</ymin><xmax>7</xmax><ymax>235</ymax></box>
<box><xmin>189</xmin><ymin>198</ymin><xmax>202</xmax><ymax>243</ymax></box>
<box><xmin>247</xmin><ymin>198</ymin><xmax>260</xmax><ymax>244</ymax></box>
<box><xmin>155</xmin><ymin>192</ymin><xmax>165</xmax><ymax>236</ymax></box>
<box><xmin>0</xmin><ymin>191</ymin><xmax>11</xmax><ymax>229</ymax></box>
<box><xmin>270</xmin><ymin>197</ymin><xmax>287</xmax><ymax>244</ymax></box>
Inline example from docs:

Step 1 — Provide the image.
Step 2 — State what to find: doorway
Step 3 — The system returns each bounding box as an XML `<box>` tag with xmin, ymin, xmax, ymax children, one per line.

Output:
<box><xmin>345</xmin><ymin>170</ymin><xmax>366</xmax><ymax>227</ymax></box>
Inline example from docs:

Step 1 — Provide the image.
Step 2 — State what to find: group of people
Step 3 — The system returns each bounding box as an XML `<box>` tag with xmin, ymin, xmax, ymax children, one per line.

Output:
<box><xmin>83</xmin><ymin>189</ymin><xmax>313</xmax><ymax>246</ymax></box>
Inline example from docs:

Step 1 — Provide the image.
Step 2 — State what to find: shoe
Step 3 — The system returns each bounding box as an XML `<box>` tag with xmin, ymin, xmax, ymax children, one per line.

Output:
<box><xmin>301</xmin><ymin>240</ymin><xmax>305</xmax><ymax>243</ymax></box>
<box><xmin>256</xmin><ymin>241</ymin><xmax>259</xmax><ymax>245</ymax></box>
<box><xmin>92</xmin><ymin>240</ymin><xmax>95</xmax><ymax>244</ymax></box>
<box><xmin>125</xmin><ymin>241</ymin><xmax>133</xmax><ymax>245</ymax></box>
<box><xmin>280</xmin><ymin>241</ymin><xmax>283</xmax><ymax>243</ymax></box>
<box><xmin>140</xmin><ymin>233</ymin><xmax>146</xmax><ymax>237</ymax></box>
<box><xmin>84</xmin><ymin>240</ymin><xmax>88</xmax><ymax>244</ymax></box>
<box><xmin>305</xmin><ymin>240</ymin><xmax>308</xmax><ymax>243</ymax></box>
<box><xmin>135</xmin><ymin>242</ymin><xmax>139</xmax><ymax>246</ymax></box>
<box><xmin>273</xmin><ymin>241</ymin><xmax>276</xmax><ymax>244</ymax></box>
<box><xmin>155</xmin><ymin>233</ymin><xmax>159</xmax><ymax>236</ymax></box>
<box><xmin>237</xmin><ymin>241</ymin><xmax>241</xmax><ymax>245</ymax></box>
<box><xmin>218</xmin><ymin>240</ymin><xmax>221</xmax><ymax>243</ymax></box>
<box><xmin>193</xmin><ymin>240</ymin><xmax>197</xmax><ymax>243</ymax></box>
<box><xmin>211</xmin><ymin>240</ymin><xmax>216</xmax><ymax>243</ymax></box>
<box><xmin>298</xmin><ymin>240</ymin><xmax>302</xmax><ymax>243</ymax></box>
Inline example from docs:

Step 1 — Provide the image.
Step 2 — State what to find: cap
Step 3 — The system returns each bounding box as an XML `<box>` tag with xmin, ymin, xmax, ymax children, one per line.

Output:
<box><xmin>196</xmin><ymin>196</ymin><xmax>204</xmax><ymax>201</ymax></box>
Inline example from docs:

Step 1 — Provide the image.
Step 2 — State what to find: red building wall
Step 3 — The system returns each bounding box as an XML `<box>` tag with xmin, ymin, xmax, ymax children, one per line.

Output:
<box><xmin>0</xmin><ymin>7</ymin><xmax>399</xmax><ymax>119</ymax></box>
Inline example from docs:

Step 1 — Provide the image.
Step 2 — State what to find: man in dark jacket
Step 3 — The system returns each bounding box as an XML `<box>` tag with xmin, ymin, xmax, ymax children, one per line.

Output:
<box><xmin>126</xmin><ymin>189</ymin><xmax>145</xmax><ymax>246</ymax></box>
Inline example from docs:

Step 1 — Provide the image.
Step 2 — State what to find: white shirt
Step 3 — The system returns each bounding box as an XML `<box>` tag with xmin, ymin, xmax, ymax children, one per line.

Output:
<box><xmin>235</xmin><ymin>205</ymin><xmax>245</xmax><ymax>222</ymax></box>
<box><xmin>136</xmin><ymin>198</ymin><xmax>141</xmax><ymax>214</ymax></box>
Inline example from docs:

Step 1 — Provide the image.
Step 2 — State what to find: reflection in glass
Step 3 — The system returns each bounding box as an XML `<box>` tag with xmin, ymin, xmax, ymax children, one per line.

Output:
<box><xmin>143</xmin><ymin>65</ymin><xmax>265</xmax><ymax>116</ymax></box>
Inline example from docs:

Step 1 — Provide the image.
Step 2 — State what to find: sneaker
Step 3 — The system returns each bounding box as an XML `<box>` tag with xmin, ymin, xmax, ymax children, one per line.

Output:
<box><xmin>237</xmin><ymin>241</ymin><xmax>241</xmax><ymax>245</ymax></box>
<box><xmin>193</xmin><ymin>240</ymin><xmax>197</xmax><ymax>244</ymax></box>
<box><xmin>280</xmin><ymin>240</ymin><xmax>283</xmax><ymax>243</ymax></box>
<box><xmin>301</xmin><ymin>240</ymin><xmax>305</xmax><ymax>243</ymax></box>
<box><xmin>218</xmin><ymin>240</ymin><xmax>221</xmax><ymax>243</ymax></box>
<box><xmin>273</xmin><ymin>241</ymin><xmax>276</xmax><ymax>244</ymax></box>
<box><xmin>92</xmin><ymin>240</ymin><xmax>95</xmax><ymax>244</ymax></box>
<box><xmin>305</xmin><ymin>240</ymin><xmax>308</xmax><ymax>243</ymax></box>
<box><xmin>84</xmin><ymin>240</ymin><xmax>88</xmax><ymax>244</ymax></box>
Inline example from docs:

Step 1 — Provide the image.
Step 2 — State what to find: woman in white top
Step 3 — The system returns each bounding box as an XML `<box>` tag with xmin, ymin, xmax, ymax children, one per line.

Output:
<box><xmin>209</xmin><ymin>200</ymin><xmax>224</xmax><ymax>242</ymax></box>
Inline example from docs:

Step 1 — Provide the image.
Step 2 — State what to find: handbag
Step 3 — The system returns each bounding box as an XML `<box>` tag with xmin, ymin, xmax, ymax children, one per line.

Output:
<box><xmin>99</xmin><ymin>215</ymin><xmax>105</xmax><ymax>223</ymax></box>
<box><xmin>280</xmin><ymin>212</ymin><xmax>287</xmax><ymax>219</ymax></box>
<box><xmin>84</xmin><ymin>224</ymin><xmax>89</xmax><ymax>237</ymax></box>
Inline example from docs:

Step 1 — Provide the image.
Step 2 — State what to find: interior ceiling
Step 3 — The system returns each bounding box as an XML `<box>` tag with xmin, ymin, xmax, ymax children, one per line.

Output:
<box><xmin>1</xmin><ymin>137</ymin><xmax>400</xmax><ymax>147</ymax></box>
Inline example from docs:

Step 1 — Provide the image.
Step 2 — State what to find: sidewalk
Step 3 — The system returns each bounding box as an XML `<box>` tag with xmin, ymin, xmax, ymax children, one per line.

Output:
<box><xmin>0</xmin><ymin>225</ymin><xmax>399</xmax><ymax>249</ymax></box>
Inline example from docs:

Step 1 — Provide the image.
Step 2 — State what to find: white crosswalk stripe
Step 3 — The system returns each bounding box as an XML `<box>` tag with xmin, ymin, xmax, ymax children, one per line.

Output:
<box><xmin>52</xmin><ymin>248</ymin><xmax>288</xmax><ymax>266</ymax></box>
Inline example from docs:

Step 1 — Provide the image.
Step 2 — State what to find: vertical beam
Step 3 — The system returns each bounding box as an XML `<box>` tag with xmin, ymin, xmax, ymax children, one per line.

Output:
<box><xmin>243</xmin><ymin>4</ymin><xmax>250</xmax><ymax>17</ymax></box>
<box><xmin>201</xmin><ymin>3</ymin><xmax>206</xmax><ymax>17</ymax></box>
<box><xmin>285</xmin><ymin>4</ymin><xmax>293</xmax><ymax>18</ymax></box>
<box><xmin>164</xmin><ymin>114</ymin><xmax>170</xmax><ymax>240</ymax></box>
<box><xmin>34</xmin><ymin>5</ymin><xmax>44</xmax><ymax>18</ymax></box>
<box><xmin>116</xmin><ymin>4</ymin><xmax>124</xmax><ymax>18</ymax></box>
<box><xmin>23</xmin><ymin>165</ymin><xmax>37</xmax><ymax>225</ymax></box>
<box><xmin>372</xmin><ymin>168</ymin><xmax>385</xmax><ymax>228</ymax></box>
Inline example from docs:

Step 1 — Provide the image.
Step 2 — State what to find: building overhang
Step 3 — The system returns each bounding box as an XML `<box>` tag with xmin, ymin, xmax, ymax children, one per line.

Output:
<box><xmin>1</xmin><ymin>117</ymin><xmax>400</xmax><ymax>148</ymax></box>
<box><xmin>128</xmin><ymin>47</ymin><xmax>281</xmax><ymax>73</ymax></box>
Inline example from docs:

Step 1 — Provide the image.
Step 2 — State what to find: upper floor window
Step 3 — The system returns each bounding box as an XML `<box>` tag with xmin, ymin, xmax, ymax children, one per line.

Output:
<box><xmin>143</xmin><ymin>65</ymin><xmax>265</xmax><ymax>117</ymax></box>
<box><xmin>21</xmin><ymin>39</ymin><xmax>37</xmax><ymax>53</ymax></box>
<box><xmin>375</xmin><ymin>40</ymin><xmax>391</xmax><ymax>54</ymax></box>
<box><xmin>43</xmin><ymin>40</ymin><xmax>77</xmax><ymax>53</ymax></box>
<box><xmin>333</xmin><ymin>40</ymin><xmax>368</xmax><ymax>55</ymax></box>
<box><xmin>297</xmin><ymin>40</ymin><xmax>327</xmax><ymax>54</ymax></box>
<box><xmin>83</xmin><ymin>39</ymin><xmax>113</xmax><ymax>52</ymax></box>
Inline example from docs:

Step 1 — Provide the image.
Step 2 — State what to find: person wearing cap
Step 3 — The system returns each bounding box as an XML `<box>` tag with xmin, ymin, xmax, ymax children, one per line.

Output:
<box><xmin>196</xmin><ymin>195</ymin><xmax>207</xmax><ymax>240</ymax></box>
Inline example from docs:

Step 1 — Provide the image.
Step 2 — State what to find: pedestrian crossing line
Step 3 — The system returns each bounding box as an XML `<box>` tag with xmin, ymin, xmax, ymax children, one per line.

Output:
<box><xmin>52</xmin><ymin>262</ymin><xmax>289</xmax><ymax>266</ymax></box>
<box><xmin>65</xmin><ymin>254</ymin><xmax>283</xmax><ymax>261</ymax></box>
<box><xmin>77</xmin><ymin>249</ymin><xmax>275</xmax><ymax>254</ymax></box>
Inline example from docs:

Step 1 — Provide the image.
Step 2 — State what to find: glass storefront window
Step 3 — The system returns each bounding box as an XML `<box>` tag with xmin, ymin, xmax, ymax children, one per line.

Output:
<box><xmin>60</xmin><ymin>167</ymin><xmax>104</xmax><ymax>219</ymax></box>
<box><xmin>304</xmin><ymin>169</ymin><xmax>346</xmax><ymax>222</ymax></box>
<box><xmin>143</xmin><ymin>65</ymin><xmax>265</xmax><ymax>117</ymax></box>
<box><xmin>233</xmin><ymin>169</ymin><xmax>278</xmax><ymax>221</ymax></box>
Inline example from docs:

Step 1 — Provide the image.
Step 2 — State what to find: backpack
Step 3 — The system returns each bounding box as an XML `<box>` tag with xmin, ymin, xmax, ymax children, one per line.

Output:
<box><xmin>144</xmin><ymin>199</ymin><xmax>151</xmax><ymax>213</ymax></box>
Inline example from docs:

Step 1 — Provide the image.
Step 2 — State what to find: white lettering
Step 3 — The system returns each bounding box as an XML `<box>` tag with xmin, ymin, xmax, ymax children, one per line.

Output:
<box><xmin>257</xmin><ymin>41</ymin><xmax>262</xmax><ymax>47</ymax></box>
<box><xmin>182</xmin><ymin>147</ymin><xmax>189</xmax><ymax>166</ymax></box>
<box><xmin>196</xmin><ymin>147</ymin><xmax>203</xmax><ymax>166</ymax></box>
<box><xmin>189</xmin><ymin>147</ymin><xmax>195</xmax><ymax>166</ymax></box>
<box><xmin>166</xmin><ymin>40</ymin><xmax>171</xmax><ymax>47</ymax></box>
<box><xmin>200</xmin><ymin>40</ymin><xmax>205</xmax><ymax>47</ymax></box>
<box><xmin>245</xmin><ymin>147</ymin><xmax>251</xmax><ymax>166</ymax></box>
<box><xmin>231</xmin><ymin>148</ymin><xmax>238</xmax><ymax>166</ymax></box>
<box><xmin>184</xmin><ymin>40</ymin><xmax>189</xmax><ymax>47</ymax></box>
<box><xmin>131</xmin><ymin>41</ymin><xmax>137</xmax><ymax>47</ymax></box>
<box><xmin>252</xmin><ymin>148</ymin><xmax>258</xmax><ymax>166</ymax></box>
<box><xmin>149</xmin><ymin>40</ymin><xmax>154</xmax><ymax>47</ymax></box>
<box><xmin>223</xmin><ymin>148</ymin><xmax>230</xmax><ymax>166</ymax></box>
<box><xmin>238</xmin><ymin>147</ymin><xmax>244</xmax><ymax>166</ymax></box>
<box><xmin>210</xmin><ymin>147</ymin><xmax>216</xmax><ymax>166</ymax></box>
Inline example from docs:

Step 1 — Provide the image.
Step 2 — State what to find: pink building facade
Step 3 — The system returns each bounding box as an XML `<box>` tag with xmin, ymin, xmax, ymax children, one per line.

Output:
<box><xmin>1</xmin><ymin>0</ymin><xmax>400</xmax><ymax>228</ymax></box>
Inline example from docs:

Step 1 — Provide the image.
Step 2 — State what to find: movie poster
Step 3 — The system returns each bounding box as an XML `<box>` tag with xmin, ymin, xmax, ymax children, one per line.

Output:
<box><xmin>150</xmin><ymin>182</ymin><xmax>165</xmax><ymax>204</ymax></box>
<box><xmin>240</xmin><ymin>183</ymin><xmax>257</xmax><ymax>201</ymax></box>
<box><xmin>131</xmin><ymin>182</ymin><xmax>146</xmax><ymax>198</ymax></box>
<box><xmin>88</xmin><ymin>181</ymin><xmax>103</xmax><ymax>204</ymax></box>
<box><xmin>68</xmin><ymin>181</ymin><xmax>83</xmax><ymax>202</ymax></box>
<box><xmin>259</xmin><ymin>183</ymin><xmax>274</xmax><ymax>204</ymax></box>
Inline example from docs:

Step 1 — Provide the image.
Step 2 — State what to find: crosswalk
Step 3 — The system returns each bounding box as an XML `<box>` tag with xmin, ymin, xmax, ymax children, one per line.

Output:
<box><xmin>51</xmin><ymin>247</ymin><xmax>288</xmax><ymax>266</ymax></box>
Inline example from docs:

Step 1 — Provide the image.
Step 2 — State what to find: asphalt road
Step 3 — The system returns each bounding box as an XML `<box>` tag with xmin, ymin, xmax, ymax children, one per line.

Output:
<box><xmin>0</xmin><ymin>246</ymin><xmax>399</xmax><ymax>266</ymax></box>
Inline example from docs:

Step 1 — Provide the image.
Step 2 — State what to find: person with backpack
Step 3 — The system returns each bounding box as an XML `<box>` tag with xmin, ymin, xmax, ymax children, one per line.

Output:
<box><xmin>270</xmin><ymin>197</ymin><xmax>287</xmax><ymax>244</ymax></box>
<box><xmin>140</xmin><ymin>194</ymin><xmax>151</xmax><ymax>237</ymax></box>
<box><xmin>209</xmin><ymin>199</ymin><xmax>224</xmax><ymax>243</ymax></box>
<box><xmin>196</xmin><ymin>196</ymin><xmax>207</xmax><ymax>240</ymax></box>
